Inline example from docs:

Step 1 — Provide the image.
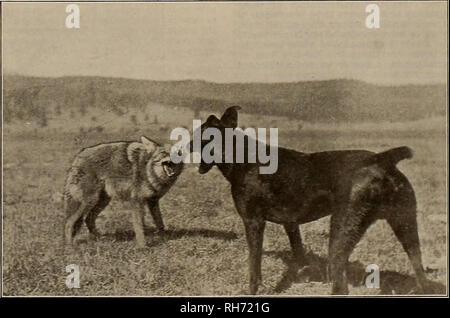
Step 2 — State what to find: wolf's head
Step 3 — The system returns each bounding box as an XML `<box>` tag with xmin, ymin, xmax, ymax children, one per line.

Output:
<box><xmin>192</xmin><ymin>106</ymin><xmax>241</xmax><ymax>174</ymax></box>
<box><xmin>127</xmin><ymin>136</ymin><xmax>184</xmax><ymax>184</ymax></box>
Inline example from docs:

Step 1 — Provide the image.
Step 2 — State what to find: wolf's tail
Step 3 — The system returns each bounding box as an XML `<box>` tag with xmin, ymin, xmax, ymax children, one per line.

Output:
<box><xmin>363</xmin><ymin>146</ymin><xmax>413</xmax><ymax>168</ymax></box>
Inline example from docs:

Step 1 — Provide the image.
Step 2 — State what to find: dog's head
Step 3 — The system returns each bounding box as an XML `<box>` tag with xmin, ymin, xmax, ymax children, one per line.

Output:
<box><xmin>192</xmin><ymin>106</ymin><xmax>241</xmax><ymax>174</ymax></box>
<box><xmin>128</xmin><ymin>136</ymin><xmax>184</xmax><ymax>183</ymax></box>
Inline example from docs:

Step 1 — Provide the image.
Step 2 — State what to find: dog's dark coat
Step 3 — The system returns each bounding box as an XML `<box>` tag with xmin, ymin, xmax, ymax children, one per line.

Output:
<box><xmin>194</xmin><ymin>106</ymin><xmax>427</xmax><ymax>295</ymax></box>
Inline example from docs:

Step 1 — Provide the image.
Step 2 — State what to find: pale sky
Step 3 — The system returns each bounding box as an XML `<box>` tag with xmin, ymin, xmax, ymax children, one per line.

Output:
<box><xmin>3</xmin><ymin>2</ymin><xmax>447</xmax><ymax>84</ymax></box>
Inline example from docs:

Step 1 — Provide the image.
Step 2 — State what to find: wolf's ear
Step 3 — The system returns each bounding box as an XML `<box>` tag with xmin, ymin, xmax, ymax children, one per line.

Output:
<box><xmin>141</xmin><ymin>136</ymin><xmax>158</xmax><ymax>153</ymax></box>
<box><xmin>220</xmin><ymin>106</ymin><xmax>241</xmax><ymax>128</ymax></box>
<box><xmin>127</xmin><ymin>142</ymin><xmax>146</xmax><ymax>163</ymax></box>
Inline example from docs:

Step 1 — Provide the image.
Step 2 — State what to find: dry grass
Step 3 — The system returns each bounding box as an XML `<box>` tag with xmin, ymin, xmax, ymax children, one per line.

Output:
<box><xmin>2</xmin><ymin>112</ymin><xmax>447</xmax><ymax>296</ymax></box>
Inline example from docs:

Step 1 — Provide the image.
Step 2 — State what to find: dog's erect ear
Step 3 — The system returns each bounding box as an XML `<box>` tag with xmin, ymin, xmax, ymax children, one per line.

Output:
<box><xmin>206</xmin><ymin>114</ymin><xmax>221</xmax><ymax>126</ymax></box>
<box><xmin>141</xmin><ymin>136</ymin><xmax>158</xmax><ymax>153</ymax></box>
<box><xmin>220</xmin><ymin>106</ymin><xmax>241</xmax><ymax>128</ymax></box>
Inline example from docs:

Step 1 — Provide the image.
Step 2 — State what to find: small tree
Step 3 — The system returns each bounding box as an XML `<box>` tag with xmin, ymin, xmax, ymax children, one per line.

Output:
<box><xmin>39</xmin><ymin>112</ymin><xmax>48</xmax><ymax>128</ymax></box>
<box><xmin>130</xmin><ymin>115</ymin><xmax>138</xmax><ymax>125</ymax></box>
<box><xmin>193</xmin><ymin>105</ymin><xmax>201</xmax><ymax>118</ymax></box>
<box><xmin>55</xmin><ymin>105</ymin><xmax>62</xmax><ymax>116</ymax></box>
<box><xmin>79</xmin><ymin>104</ymin><xmax>87</xmax><ymax>117</ymax></box>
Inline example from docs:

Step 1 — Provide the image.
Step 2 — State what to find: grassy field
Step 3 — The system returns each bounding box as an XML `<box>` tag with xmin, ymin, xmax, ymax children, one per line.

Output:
<box><xmin>2</xmin><ymin>109</ymin><xmax>447</xmax><ymax>296</ymax></box>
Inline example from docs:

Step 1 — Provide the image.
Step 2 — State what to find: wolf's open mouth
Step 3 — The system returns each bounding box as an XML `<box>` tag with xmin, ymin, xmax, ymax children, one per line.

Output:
<box><xmin>162</xmin><ymin>161</ymin><xmax>176</xmax><ymax>177</ymax></box>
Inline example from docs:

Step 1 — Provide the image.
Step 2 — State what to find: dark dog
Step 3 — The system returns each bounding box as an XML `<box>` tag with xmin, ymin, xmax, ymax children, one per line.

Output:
<box><xmin>192</xmin><ymin>106</ymin><xmax>427</xmax><ymax>295</ymax></box>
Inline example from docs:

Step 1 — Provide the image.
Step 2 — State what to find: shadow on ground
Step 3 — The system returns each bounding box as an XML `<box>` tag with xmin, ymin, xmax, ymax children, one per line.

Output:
<box><xmin>78</xmin><ymin>229</ymin><xmax>444</xmax><ymax>295</ymax></box>
<box><xmin>265</xmin><ymin>250</ymin><xmax>445</xmax><ymax>295</ymax></box>
<box><xmin>101</xmin><ymin>226</ymin><xmax>239</xmax><ymax>245</ymax></box>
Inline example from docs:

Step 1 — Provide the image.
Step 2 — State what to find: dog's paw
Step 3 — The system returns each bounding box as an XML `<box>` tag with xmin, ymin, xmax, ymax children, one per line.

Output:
<box><xmin>155</xmin><ymin>228</ymin><xmax>167</xmax><ymax>236</ymax></box>
<box><xmin>297</xmin><ymin>265</ymin><xmax>323</xmax><ymax>283</ymax></box>
<box><xmin>63</xmin><ymin>242</ymin><xmax>82</xmax><ymax>254</ymax></box>
<box><xmin>88</xmin><ymin>231</ymin><xmax>102</xmax><ymax>241</ymax></box>
<box><xmin>135</xmin><ymin>243</ymin><xmax>148</xmax><ymax>251</ymax></box>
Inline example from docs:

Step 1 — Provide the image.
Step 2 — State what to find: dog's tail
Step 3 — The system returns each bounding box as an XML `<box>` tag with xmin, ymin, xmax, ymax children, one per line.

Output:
<box><xmin>363</xmin><ymin>146</ymin><xmax>413</xmax><ymax>168</ymax></box>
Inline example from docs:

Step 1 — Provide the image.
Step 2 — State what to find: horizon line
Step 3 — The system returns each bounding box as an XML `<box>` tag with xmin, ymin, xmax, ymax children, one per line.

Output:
<box><xmin>3</xmin><ymin>72</ymin><xmax>447</xmax><ymax>87</ymax></box>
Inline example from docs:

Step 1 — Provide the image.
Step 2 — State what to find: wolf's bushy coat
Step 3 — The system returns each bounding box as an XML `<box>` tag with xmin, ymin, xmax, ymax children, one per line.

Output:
<box><xmin>64</xmin><ymin>137</ymin><xmax>183</xmax><ymax>248</ymax></box>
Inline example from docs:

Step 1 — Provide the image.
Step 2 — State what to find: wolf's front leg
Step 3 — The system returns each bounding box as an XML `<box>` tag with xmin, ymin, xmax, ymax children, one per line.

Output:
<box><xmin>147</xmin><ymin>198</ymin><xmax>165</xmax><ymax>232</ymax></box>
<box><xmin>131</xmin><ymin>203</ymin><xmax>147</xmax><ymax>248</ymax></box>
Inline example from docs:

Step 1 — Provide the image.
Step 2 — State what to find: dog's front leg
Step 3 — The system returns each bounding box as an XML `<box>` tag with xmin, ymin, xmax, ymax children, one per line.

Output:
<box><xmin>243</xmin><ymin>217</ymin><xmax>266</xmax><ymax>295</ymax></box>
<box><xmin>147</xmin><ymin>198</ymin><xmax>165</xmax><ymax>232</ymax></box>
<box><xmin>131</xmin><ymin>203</ymin><xmax>147</xmax><ymax>248</ymax></box>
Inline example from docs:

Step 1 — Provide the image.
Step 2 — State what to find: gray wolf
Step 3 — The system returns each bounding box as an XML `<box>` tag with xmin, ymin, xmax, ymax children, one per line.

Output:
<box><xmin>192</xmin><ymin>106</ymin><xmax>427</xmax><ymax>295</ymax></box>
<box><xmin>63</xmin><ymin>136</ymin><xmax>183</xmax><ymax>248</ymax></box>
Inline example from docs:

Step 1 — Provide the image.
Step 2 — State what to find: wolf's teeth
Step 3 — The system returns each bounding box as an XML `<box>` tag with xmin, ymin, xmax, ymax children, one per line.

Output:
<box><xmin>163</xmin><ymin>165</ymin><xmax>175</xmax><ymax>176</ymax></box>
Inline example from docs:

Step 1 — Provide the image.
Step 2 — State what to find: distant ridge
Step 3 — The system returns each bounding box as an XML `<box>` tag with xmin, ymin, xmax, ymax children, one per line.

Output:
<box><xmin>3</xmin><ymin>75</ymin><xmax>446</xmax><ymax>123</ymax></box>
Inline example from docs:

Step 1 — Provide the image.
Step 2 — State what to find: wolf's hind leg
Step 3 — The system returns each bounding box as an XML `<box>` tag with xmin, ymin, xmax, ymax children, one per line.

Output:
<box><xmin>85</xmin><ymin>190</ymin><xmax>111</xmax><ymax>238</ymax></box>
<box><xmin>64</xmin><ymin>200</ymin><xmax>95</xmax><ymax>245</ymax></box>
<box><xmin>73</xmin><ymin>217</ymin><xmax>84</xmax><ymax>238</ymax></box>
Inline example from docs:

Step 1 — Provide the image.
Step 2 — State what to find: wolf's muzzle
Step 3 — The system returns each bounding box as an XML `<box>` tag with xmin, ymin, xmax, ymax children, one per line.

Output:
<box><xmin>161</xmin><ymin>159</ymin><xmax>177</xmax><ymax>177</ymax></box>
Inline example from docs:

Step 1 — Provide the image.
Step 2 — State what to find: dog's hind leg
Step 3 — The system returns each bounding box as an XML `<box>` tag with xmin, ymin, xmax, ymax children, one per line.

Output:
<box><xmin>284</xmin><ymin>223</ymin><xmax>307</xmax><ymax>267</ymax></box>
<box><xmin>384</xmin><ymin>182</ymin><xmax>427</xmax><ymax>294</ymax></box>
<box><xmin>328</xmin><ymin>204</ymin><xmax>375</xmax><ymax>294</ymax></box>
<box><xmin>386</xmin><ymin>210</ymin><xmax>427</xmax><ymax>293</ymax></box>
<box><xmin>384</xmin><ymin>170</ymin><xmax>427</xmax><ymax>293</ymax></box>
<box><xmin>85</xmin><ymin>190</ymin><xmax>111</xmax><ymax>239</ymax></box>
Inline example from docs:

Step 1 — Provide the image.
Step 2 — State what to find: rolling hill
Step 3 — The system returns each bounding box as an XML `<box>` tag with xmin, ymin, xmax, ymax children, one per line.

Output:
<box><xmin>3</xmin><ymin>75</ymin><xmax>446</xmax><ymax>124</ymax></box>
